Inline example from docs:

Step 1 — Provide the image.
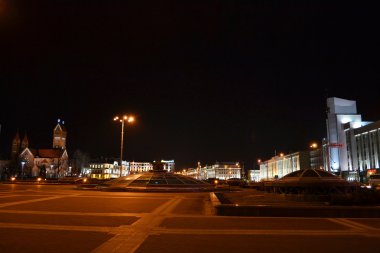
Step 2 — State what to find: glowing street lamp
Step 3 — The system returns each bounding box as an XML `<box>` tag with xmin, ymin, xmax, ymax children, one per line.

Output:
<box><xmin>50</xmin><ymin>164</ymin><xmax>54</xmax><ymax>178</ymax></box>
<box><xmin>114</xmin><ymin>115</ymin><xmax>135</xmax><ymax>177</ymax></box>
<box><xmin>310</xmin><ymin>142</ymin><xmax>318</xmax><ymax>149</ymax></box>
<box><xmin>21</xmin><ymin>161</ymin><xmax>25</xmax><ymax>180</ymax></box>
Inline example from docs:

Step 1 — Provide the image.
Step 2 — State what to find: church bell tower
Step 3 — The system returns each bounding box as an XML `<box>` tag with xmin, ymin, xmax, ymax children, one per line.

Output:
<box><xmin>53</xmin><ymin>119</ymin><xmax>67</xmax><ymax>149</ymax></box>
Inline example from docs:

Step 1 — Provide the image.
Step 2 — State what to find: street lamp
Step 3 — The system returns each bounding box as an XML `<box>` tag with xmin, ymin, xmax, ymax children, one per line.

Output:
<box><xmin>310</xmin><ymin>142</ymin><xmax>318</xmax><ymax>149</ymax></box>
<box><xmin>50</xmin><ymin>164</ymin><xmax>54</xmax><ymax>179</ymax></box>
<box><xmin>114</xmin><ymin>115</ymin><xmax>135</xmax><ymax>177</ymax></box>
<box><xmin>21</xmin><ymin>161</ymin><xmax>25</xmax><ymax>180</ymax></box>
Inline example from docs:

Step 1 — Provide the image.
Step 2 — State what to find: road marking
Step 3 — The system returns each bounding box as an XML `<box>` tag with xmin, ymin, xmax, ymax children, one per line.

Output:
<box><xmin>0</xmin><ymin>195</ymin><xmax>76</xmax><ymax>208</ymax></box>
<box><xmin>0</xmin><ymin>209</ymin><xmax>145</xmax><ymax>217</ymax></box>
<box><xmin>333</xmin><ymin>218</ymin><xmax>380</xmax><ymax>231</ymax></box>
<box><xmin>92</xmin><ymin>197</ymin><xmax>183</xmax><ymax>253</ymax></box>
<box><xmin>0</xmin><ymin>222</ymin><xmax>114</xmax><ymax>233</ymax></box>
<box><xmin>69</xmin><ymin>195</ymin><xmax>172</xmax><ymax>200</ymax></box>
<box><xmin>0</xmin><ymin>195</ymin><xmax>23</xmax><ymax>198</ymax></box>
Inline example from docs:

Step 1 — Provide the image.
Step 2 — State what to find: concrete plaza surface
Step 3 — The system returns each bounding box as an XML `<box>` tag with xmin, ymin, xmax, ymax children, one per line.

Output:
<box><xmin>0</xmin><ymin>184</ymin><xmax>379</xmax><ymax>253</ymax></box>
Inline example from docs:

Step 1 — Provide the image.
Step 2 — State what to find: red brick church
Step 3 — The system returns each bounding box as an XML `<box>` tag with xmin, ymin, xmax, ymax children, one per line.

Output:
<box><xmin>12</xmin><ymin>120</ymin><xmax>69</xmax><ymax>178</ymax></box>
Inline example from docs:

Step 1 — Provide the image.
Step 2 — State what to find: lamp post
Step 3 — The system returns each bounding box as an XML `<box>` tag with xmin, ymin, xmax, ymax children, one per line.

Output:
<box><xmin>21</xmin><ymin>161</ymin><xmax>25</xmax><ymax>180</ymax></box>
<box><xmin>50</xmin><ymin>164</ymin><xmax>54</xmax><ymax>179</ymax></box>
<box><xmin>114</xmin><ymin>115</ymin><xmax>134</xmax><ymax>177</ymax></box>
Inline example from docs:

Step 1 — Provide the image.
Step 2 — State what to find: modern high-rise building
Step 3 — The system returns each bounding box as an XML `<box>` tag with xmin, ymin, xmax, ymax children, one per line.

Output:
<box><xmin>324</xmin><ymin>97</ymin><xmax>367</xmax><ymax>174</ymax></box>
<box><xmin>322</xmin><ymin>97</ymin><xmax>380</xmax><ymax>182</ymax></box>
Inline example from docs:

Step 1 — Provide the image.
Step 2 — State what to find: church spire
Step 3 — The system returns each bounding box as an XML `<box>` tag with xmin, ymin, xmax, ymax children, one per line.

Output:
<box><xmin>11</xmin><ymin>130</ymin><xmax>21</xmax><ymax>160</ymax></box>
<box><xmin>21</xmin><ymin>132</ymin><xmax>29</xmax><ymax>149</ymax></box>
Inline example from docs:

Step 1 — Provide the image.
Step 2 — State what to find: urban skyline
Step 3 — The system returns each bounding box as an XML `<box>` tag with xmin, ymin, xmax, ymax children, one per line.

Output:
<box><xmin>1</xmin><ymin>2</ymin><xmax>379</xmax><ymax>169</ymax></box>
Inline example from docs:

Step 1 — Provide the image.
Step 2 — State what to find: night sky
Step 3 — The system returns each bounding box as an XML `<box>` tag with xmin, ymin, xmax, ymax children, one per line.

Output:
<box><xmin>1</xmin><ymin>1</ymin><xmax>379</xmax><ymax>170</ymax></box>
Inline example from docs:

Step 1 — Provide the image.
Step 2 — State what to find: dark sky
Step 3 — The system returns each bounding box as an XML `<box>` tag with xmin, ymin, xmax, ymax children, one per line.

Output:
<box><xmin>1</xmin><ymin>1</ymin><xmax>379</xmax><ymax>169</ymax></box>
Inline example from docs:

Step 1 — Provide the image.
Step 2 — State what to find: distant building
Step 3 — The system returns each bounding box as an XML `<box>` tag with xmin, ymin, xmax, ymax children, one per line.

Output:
<box><xmin>10</xmin><ymin>119</ymin><xmax>69</xmax><ymax>178</ymax></box>
<box><xmin>343</xmin><ymin>120</ymin><xmax>380</xmax><ymax>182</ymax></box>
<box><xmin>310</xmin><ymin>147</ymin><xmax>323</xmax><ymax>170</ymax></box>
<box><xmin>184</xmin><ymin>162</ymin><xmax>242</xmax><ymax>180</ymax></box>
<box><xmin>323</xmin><ymin>97</ymin><xmax>380</xmax><ymax>181</ymax></box>
<box><xmin>160</xmin><ymin>160</ymin><xmax>175</xmax><ymax>172</ymax></box>
<box><xmin>88</xmin><ymin>159</ymin><xmax>175</xmax><ymax>179</ymax></box>
<box><xmin>324</xmin><ymin>97</ymin><xmax>367</xmax><ymax>174</ymax></box>
<box><xmin>88</xmin><ymin>161</ymin><xmax>120</xmax><ymax>179</ymax></box>
<box><xmin>129</xmin><ymin>161</ymin><xmax>154</xmax><ymax>173</ymax></box>
<box><xmin>259</xmin><ymin>151</ymin><xmax>310</xmax><ymax>181</ymax></box>
<box><xmin>247</xmin><ymin>169</ymin><xmax>260</xmax><ymax>182</ymax></box>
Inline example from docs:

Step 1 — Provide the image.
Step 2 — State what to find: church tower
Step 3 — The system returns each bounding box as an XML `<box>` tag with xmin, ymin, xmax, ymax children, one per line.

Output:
<box><xmin>53</xmin><ymin>119</ymin><xmax>67</xmax><ymax>149</ymax></box>
<box><xmin>21</xmin><ymin>132</ymin><xmax>29</xmax><ymax>150</ymax></box>
<box><xmin>11</xmin><ymin>130</ymin><xmax>21</xmax><ymax>160</ymax></box>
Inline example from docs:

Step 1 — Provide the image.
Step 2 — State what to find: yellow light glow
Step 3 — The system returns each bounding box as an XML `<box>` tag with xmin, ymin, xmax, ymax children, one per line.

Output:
<box><xmin>280</xmin><ymin>153</ymin><xmax>284</xmax><ymax>157</ymax></box>
<box><xmin>128</xmin><ymin>116</ymin><xmax>134</xmax><ymax>123</ymax></box>
<box><xmin>123</xmin><ymin>115</ymin><xmax>128</xmax><ymax>120</ymax></box>
<box><xmin>114</xmin><ymin>116</ymin><xmax>119</xmax><ymax>121</ymax></box>
<box><xmin>310</xmin><ymin>143</ymin><xmax>318</xmax><ymax>148</ymax></box>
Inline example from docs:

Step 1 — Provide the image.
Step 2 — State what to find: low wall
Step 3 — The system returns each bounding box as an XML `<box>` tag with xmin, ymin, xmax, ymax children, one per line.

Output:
<box><xmin>215</xmin><ymin>204</ymin><xmax>380</xmax><ymax>217</ymax></box>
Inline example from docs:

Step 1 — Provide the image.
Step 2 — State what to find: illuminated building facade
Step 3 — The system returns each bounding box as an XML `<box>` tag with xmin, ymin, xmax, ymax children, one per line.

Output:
<box><xmin>343</xmin><ymin>120</ymin><xmax>380</xmax><ymax>181</ymax></box>
<box><xmin>129</xmin><ymin>161</ymin><xmax>153</xmax><ymax>173</ymax></box>
<box><xmin>324</xmin><ymin>97</ymin><xmax>366</xmax><ymax>174</ymax></box>
<box><xmin>259</xmin><ymin>151</ymin><xmax>310</xmax><ymax>180</ymax></box>
<box><xmin>183</xmin><ymin>162</ymin><xmax>241</xmax><ymax>180</ymax></box>
<box><xmin>88</xmin><ymin>161</ymin><xmax>121</xmax><ymax>179</ymax></box>
<box><xmin>321</xmin><ymin>97</ymin><xmax>380</xmax><ymax>182</ymax></box>
<box><xmin>247</xmin><ymin>169</ymin><xmax>260</xmax><ymax>182</ymax></box>
<box><xmin>88</xmin><ymin>160</ymin><xmax>175</xmax><ymax>179</ymax></box>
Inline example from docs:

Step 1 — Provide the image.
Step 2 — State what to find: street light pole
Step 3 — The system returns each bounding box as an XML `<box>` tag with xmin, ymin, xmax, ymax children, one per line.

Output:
<box><xmin>120</xmin><ymin>119</ymin><xmax>125</xmax><ymax>177</ymax></box>
<box><xmin>114</xmin><ymin>115</ymin><xmax>134</xmax><ymax>177</ymax></box>
<box><xmin>21</xmin><ymin>161</ymin><xmax>25</xmax><ymax>180</ymax></box>
<box><xmin>50</xmin><ymin>164</ymin><xmax>54</xmax><ymax>179</ymax></box>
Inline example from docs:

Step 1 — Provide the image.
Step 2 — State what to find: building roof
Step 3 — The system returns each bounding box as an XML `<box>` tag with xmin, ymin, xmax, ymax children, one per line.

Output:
<box><xmin>55</xmin><ymin>123</ymin><xmax>67</xmax><ymax>132</ymax></box>
<box><xmin>30</xmin><ymin>148</ymin><xmax>65</xmax><ymax>158</ymax></box>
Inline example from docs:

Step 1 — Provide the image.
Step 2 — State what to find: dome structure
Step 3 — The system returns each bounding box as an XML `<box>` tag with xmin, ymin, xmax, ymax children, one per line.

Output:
<box><xmin>277</xmin><ymin>169</ymin><xmax>348</xmax><ymax>186</ymax></box>
<box><xmin>265</xmin><ymin>169</ymin><xmax>352</xmax><ymax>194</ymax></box>
<box><xmin>98</xmin><ymin>170</ymin><xmax>214</xmax><ymax>192</ymax></box>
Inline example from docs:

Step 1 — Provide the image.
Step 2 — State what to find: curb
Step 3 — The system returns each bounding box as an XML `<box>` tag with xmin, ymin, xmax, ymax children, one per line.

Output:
<box><xmin>215</xmin><ymin>204</ymin><xmax>380</xmax><ymax>218</ymax></box>
<box><xmin>211</xmin><ymin>192</ymin><xmax>380</xmax><ymax>218</ymax></box>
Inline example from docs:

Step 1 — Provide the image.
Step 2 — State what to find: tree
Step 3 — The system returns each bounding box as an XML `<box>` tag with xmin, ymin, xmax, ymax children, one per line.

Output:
<box><xmin>73</xmin><ymin>149</ymin><xmax>90</xmax><ymax>175</ymax></box>
<box><xmin>39</xmin><ymin>165</ymin><xmax>46</xmax><ymax>177</ymax></box>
